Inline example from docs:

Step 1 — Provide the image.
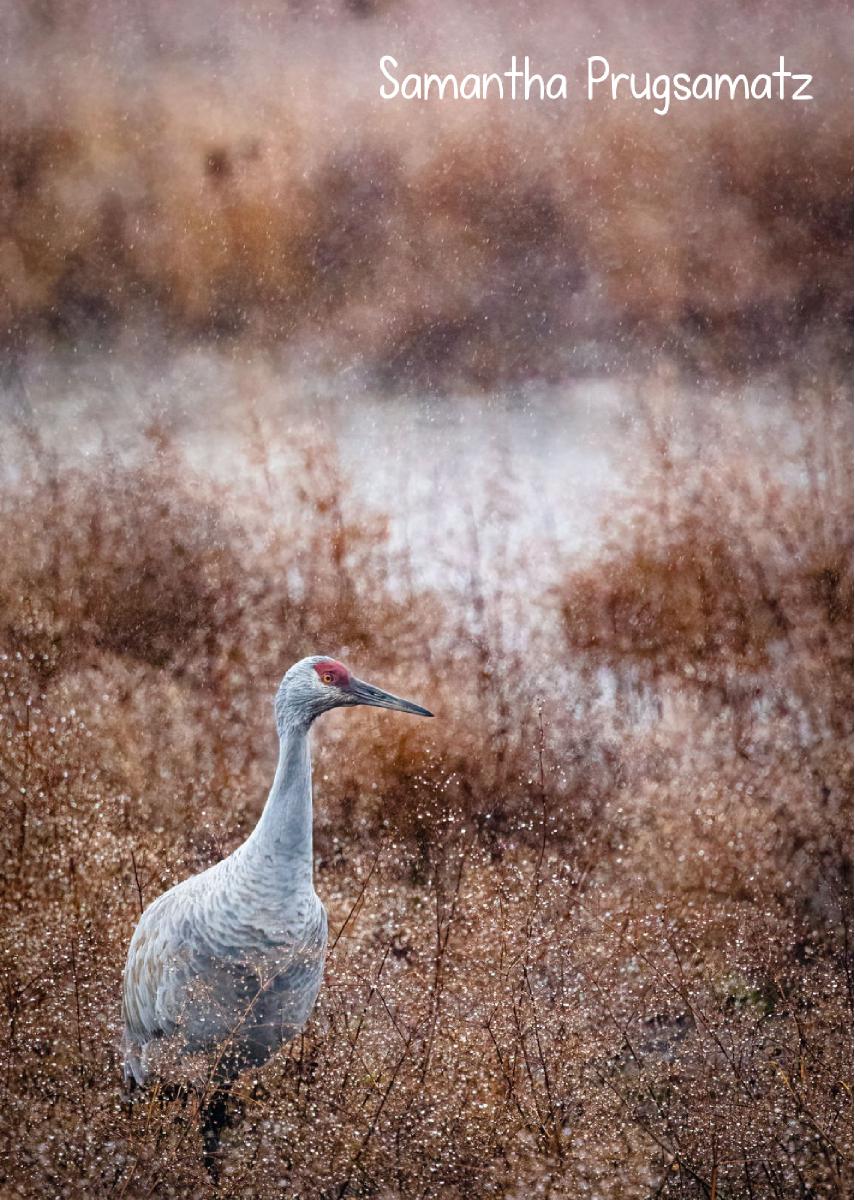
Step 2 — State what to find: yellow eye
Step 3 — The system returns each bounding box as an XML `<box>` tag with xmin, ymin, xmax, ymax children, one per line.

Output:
<box><xmin>322</xmin><ymin>672</ymin><xmax>334</xmax><ymax>685</ymax></box>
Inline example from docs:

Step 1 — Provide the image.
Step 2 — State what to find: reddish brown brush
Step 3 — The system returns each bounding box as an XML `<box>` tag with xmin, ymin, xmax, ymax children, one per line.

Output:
<box><xmin>0</xmin><ymin>386</ymin><xmax>850</xmax><ymax>1196</ymax></box>
<box><xmin>0</xmin><ymin>1</ymin><xmax>850</xmax><ymax>386</ymax></box>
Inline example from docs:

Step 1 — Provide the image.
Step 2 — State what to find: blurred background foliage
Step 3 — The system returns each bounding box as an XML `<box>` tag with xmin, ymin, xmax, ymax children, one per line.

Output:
<box><xmin>0</xmin><ymin>0</ymin><xmax>851</xmax><ymax>388</ymax></box>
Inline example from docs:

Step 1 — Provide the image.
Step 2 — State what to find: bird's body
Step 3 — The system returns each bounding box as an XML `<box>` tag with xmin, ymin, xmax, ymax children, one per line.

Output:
<box><xmin>122</xmin><ymin>852</ymin><xmax>327</xmax><ymax>1084</ymax></box>
<box><xmin>121</xmin><ymin>657</ymin><xmax>430</xmax><ymax>1105</ymax></box>
<box><xmin>123</xmin><ymin>802</ymin><xmax>327</xmax><ymax>1084</ymax></box>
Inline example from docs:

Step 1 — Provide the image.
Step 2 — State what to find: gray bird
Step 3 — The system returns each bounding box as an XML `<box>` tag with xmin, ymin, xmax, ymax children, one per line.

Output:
<box><xmin>121</xmin><ymin>656</ymin><xmax>431</xmax><ymax>1169</ymax></box>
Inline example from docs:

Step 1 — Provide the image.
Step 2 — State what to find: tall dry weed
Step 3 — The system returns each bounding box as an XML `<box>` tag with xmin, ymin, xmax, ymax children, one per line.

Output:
<box><xmin>0</xmin><ymin>387</ymin><xmax>850</xmax><ymax>1195</ymax></box>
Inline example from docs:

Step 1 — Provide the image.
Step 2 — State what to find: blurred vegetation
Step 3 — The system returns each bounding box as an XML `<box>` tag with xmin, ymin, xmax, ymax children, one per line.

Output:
<box><xmin>0</xmin><ymin>0</ymin><xmax>851</xmax><ymax>387</ymax></box>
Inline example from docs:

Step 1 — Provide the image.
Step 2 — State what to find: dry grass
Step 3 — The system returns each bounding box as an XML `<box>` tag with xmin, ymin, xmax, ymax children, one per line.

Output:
<box><xmin>0</xmin><ymin>3</ymin><xmax>850</xmax><ymax>1192</ymax></box>
<box><xmin>0</xmin><ymin>384</ymin><xmax>850</xmax><ymax>1197</ymax></box>
<box><xmin>0</xmin><ymin>0</ymin><xmax>851</xmax><ymax>386</ymax></box>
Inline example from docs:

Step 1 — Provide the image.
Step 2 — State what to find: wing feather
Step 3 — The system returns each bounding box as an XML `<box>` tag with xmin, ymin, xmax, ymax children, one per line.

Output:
<box><xmin>121</xmin><ymin>863</ymin><xmax>327</xmax><ymax>1085</ymax></box>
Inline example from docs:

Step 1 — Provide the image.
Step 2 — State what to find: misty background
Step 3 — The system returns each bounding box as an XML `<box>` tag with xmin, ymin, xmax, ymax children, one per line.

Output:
<box><xmin>1</xmin><ymin>0</ymin><xmax>850</xmax><ymax>586</ymax></box>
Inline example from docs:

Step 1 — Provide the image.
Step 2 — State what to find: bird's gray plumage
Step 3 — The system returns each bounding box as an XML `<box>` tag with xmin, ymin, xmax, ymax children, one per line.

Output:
<box><xmin>121</xmin><ymin>656</ymin><xmax>431</xmax><ymax>1089</ymax></box>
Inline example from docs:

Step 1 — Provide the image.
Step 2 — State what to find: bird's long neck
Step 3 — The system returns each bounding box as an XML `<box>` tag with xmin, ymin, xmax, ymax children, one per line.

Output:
<box><xmin>243</xmin><ymin>724</ymin><xmax>315</xmax><ymax>890</ymax></box>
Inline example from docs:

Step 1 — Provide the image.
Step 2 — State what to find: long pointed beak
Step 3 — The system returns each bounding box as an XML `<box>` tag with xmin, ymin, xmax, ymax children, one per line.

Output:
<box><xmin>348</xmin><ymin>677</ymin><xmax>433</xmax><ymax>718</ymax></box>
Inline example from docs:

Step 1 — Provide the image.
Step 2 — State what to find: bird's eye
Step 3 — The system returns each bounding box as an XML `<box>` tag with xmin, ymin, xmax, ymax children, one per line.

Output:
<box><xmin>321</xmin><ymin>672</ymin><xmax>335</xmax><ymax>685</ymax></box>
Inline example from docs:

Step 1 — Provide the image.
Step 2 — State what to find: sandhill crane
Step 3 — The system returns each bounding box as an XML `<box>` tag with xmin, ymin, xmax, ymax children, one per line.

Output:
<box><xmin>121</xmin><ymin>655</ymin><xmax>431</xmax><ymax>1171</ymax></box>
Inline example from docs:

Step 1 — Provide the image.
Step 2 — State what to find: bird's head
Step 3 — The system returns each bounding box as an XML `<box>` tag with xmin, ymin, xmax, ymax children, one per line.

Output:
<box><xmin>275</xmin><ymin>656</ymin><xmax>433</xmax><ymax>734</ymax></box>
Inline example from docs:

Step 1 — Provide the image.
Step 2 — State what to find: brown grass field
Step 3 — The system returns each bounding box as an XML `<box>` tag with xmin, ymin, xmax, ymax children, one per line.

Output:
<box><xmin>0</xmin><ymin>381</ymin><xmax>850</xmax><ymax>1196</ymax></box>
<box><xmin>0</xmin><ymin>0</ymin><xmax>852</xmax><ymax>1196</ymax></box>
